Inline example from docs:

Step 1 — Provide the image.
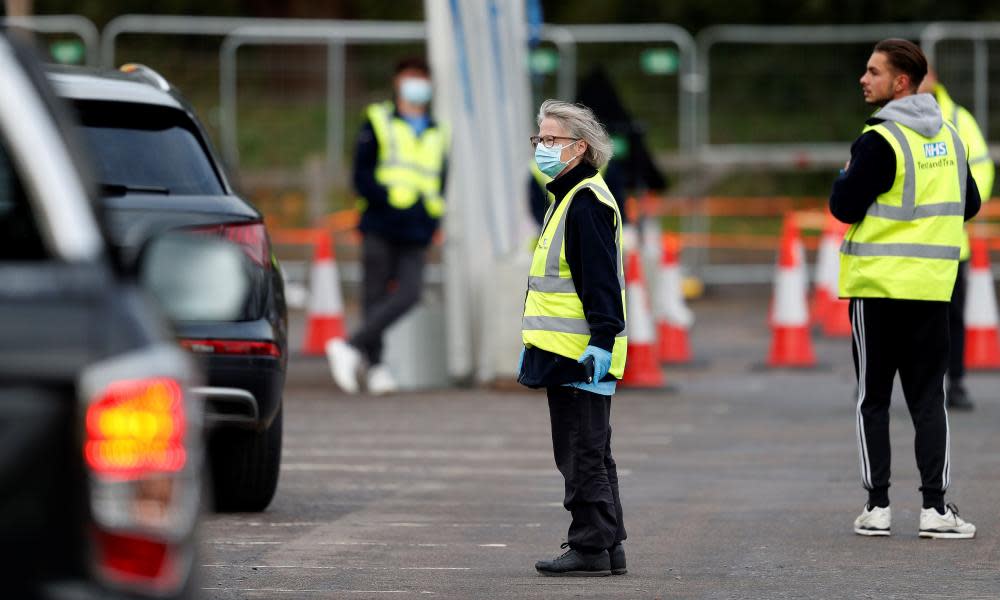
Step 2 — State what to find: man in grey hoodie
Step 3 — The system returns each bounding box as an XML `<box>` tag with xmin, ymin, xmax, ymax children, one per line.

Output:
<box><xmin>830</xmin><ymin>39</ymin><xmax>980</xmax><ymax>539</ymax></box>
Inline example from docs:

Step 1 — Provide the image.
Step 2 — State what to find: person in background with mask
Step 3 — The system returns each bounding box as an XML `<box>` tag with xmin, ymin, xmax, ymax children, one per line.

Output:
<box><xmin>918</xmin><ymin>68</ymin><xmax>995</xmax><ymax>411</ymax></box>
<box><xmin>327</xmin><ymin>57</ymin><xmax>448</xmax><ymax>395</ymax></box>
<box><xmin>519</xmin><ymin>100</ymin><xmax>628</xmax><ymax>577</ymax></box>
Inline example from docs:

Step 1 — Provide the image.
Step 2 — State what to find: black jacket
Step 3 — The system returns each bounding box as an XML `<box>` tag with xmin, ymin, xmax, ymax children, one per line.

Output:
<box><xmin>353</xmin><ymin>107</ymin><xmax>448</xmax><ymax>246</ymax></box>
<box><xmin>830</xmin><ymin>118</ymin><xmax>981</xmax><ymax>225</ymax></box>
<box><xmin>519</xmin><ymin>163</ymin><xmax>626</xmax><ymax>388</ymax></box>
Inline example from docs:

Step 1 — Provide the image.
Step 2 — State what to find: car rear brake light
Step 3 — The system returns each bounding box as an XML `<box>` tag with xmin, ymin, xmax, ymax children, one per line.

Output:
<box><xmin>80</xmin><ymin>348</ymin><xmax>200</xmax><ymax>596</ymax></box>
<box><xmin>179</xmin><ymin>338</ymin><xmax>281</xmax><ymax>357</ymax></box>
<box><xmin>85</xmin><ymin>378</ymin><xmax>186</xmax><ymax>480</ymax></box>
<box><xmin>189</xmin><ymin>221</ymin><xmax>270</xmax><ymax>266</ymax></box>
<box><xmin>94</xmin><ymin>529</ymin><xmax>176</xmax><ymax>587</ymax></box>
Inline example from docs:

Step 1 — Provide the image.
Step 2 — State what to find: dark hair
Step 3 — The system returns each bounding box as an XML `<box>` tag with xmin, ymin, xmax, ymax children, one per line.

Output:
<box><xmin>873</xmin><ymin>39</ymin><xmax>927</xmax><ymax>91</ymax></box>
<box><xmin>394</xmin><ymin>57</ymin><xmax>430</xmax><ymax>77</ymax></box>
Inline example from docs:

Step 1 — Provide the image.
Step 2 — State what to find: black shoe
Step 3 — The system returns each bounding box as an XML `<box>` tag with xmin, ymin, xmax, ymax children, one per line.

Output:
<box><xmin>535</xmin><ymin>543</ymin><xmax>611</xmax><ymax>577</ymax></box>
<box><xmin>609</xmin><ymin>543</ymin><xmax>627</xmax><ymax>575</ymax></box>
<box><xmin>947</xmin><ymin>383</ymin><xmax>975</xmax><ymax>411</ymax></box>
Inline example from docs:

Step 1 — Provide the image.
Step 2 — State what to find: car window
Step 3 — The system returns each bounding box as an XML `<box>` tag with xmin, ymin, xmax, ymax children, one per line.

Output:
<box><xmin>73</xmin><ymin>100</ymin><xmax>224</xmax><ymax>196</ymax></box>
<box><xmin>0</xmin><ymin>138</ymin><xmax>47</xmax><ymax>260</ymax></box>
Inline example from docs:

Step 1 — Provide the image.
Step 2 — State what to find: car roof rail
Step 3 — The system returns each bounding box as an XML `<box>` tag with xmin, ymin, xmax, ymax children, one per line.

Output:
<box><xmin>119</xmin><ymin>63</ymin><xmax>171</xmax><ymax>93</ymax></box>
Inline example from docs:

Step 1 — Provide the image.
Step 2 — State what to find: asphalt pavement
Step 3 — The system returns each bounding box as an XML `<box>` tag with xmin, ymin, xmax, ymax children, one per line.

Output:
<box><xmin>197</xmin><ymin>290</ymin><xmax>1000</xmax><ymax>599</ymax></box>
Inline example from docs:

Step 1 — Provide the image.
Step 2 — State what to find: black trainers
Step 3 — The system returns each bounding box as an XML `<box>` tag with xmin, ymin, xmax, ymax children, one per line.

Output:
<box><xmin>535</xmin><ymin>543</ymin><xmax>611</xmax><ymax>577</ymax></box>
<box><xmin>609</xmin><ymin>543</ymin><xmax>627</xmax><ymax>575</ymax></box>
<box><xmin>947</xmin><ymin>382</ymin><xmax>975</xmax><ymax>411</ymax></box>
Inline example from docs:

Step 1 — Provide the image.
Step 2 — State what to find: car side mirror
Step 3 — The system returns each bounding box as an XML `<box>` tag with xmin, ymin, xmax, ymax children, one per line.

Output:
<box><xmin>139</xmin><ymin>233</ymin><xmax>250</xmax><ymax>322</ymax></box>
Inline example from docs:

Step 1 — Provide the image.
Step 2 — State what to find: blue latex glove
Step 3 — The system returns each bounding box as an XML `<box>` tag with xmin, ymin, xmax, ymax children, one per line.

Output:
<box><xmin>578</xmin><ymin>345</ymin><xmax>612</xmax><ymax>383</ymax></box>
<box><xmin>517</xmin><ymin>346</ymin><xmax>525</xmax><ymax>376</ymax></box>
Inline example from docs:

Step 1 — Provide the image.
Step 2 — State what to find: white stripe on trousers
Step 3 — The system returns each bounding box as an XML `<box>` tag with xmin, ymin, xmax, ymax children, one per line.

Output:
<box><xmin>852</xmin><ymin>299</ymin><xmax>873</xmax><ymax>489</ymax></box>
<box><xmin>942</xmin><ymin>378</ymin><xmax>951</xmax><ymax>490</ymax></box>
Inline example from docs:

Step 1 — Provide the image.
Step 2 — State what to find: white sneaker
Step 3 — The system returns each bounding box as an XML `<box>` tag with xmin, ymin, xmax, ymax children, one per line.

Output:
<box><xmin>325</xmin><ymin>338</ymin><xmax>361</xmax><ymax>394</ymax></box>
<box><xmin>853</xmin><ymin>504</ymin><xmax>891</xmax><ymax>536</ymax></box>
<box><xmin>919</xmin><ymin>503</ymin><xmax>976</xmax><ymax>539</ymax></box>
<box><xmin>366</xmin><ymin>364</ymin><xmax>398</xmax><ymax>395</ymax></box>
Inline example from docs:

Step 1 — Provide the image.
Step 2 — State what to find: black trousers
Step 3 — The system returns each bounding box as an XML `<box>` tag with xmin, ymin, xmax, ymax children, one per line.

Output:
<box><xmin>349</xmin><ymin>233</ymin><xmax>425</xmax><ymax>365</ymax></box>
<box><xmin>850</xmin><ymin>298</ymin><xmax>952</xmax><ymax>508</ymax></box>
<box><xmin>948</xmin><ymin>260</ymin><xmax>969</xmax><ymax>384</ymax></box>
<box><xmin>546</xmin><ymin>386</ymin><xmax>626</xmax><ymax>552</ymax></box>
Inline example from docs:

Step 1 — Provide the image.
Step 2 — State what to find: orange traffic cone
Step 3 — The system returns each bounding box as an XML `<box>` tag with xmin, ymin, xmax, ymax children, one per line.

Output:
<box><xmin>621</xmin><ymin>250</ymin><xmax>666</xmax><ymax>387</ymax></box>
<box><xmin>655</xmin><ymin>233</ymin><xmax>694</xmax><ymax>364</ymax></box>
<box><xmin>813</xmin><ymin>213</ymin><xmax>851</xmax><ymax>337</ymax></box>
<box><xmin>302</xmin><ymin>229</ymin><xmax>346</xmax><ymax>355</ymax></box>
<box><xmin>768</xmin><ymin>214</ymin><xmax>816</xmax><ymax>368</ymax></box>
<box><xmin>964</xmin><ymin>235</ymin><xmax>1000</xmax><ymax>369</ymax></box>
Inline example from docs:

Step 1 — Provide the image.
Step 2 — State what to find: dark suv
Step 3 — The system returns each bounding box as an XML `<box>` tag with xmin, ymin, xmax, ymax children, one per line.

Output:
<box><xmin>49</xmin><ymin>64</ymin><xmax>288</xmax><ymax>512</ymax></box>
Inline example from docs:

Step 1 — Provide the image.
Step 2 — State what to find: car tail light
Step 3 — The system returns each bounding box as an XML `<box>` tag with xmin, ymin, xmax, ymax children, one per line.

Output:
<box><xmin>85</xmin><ymin>378</ymin><xmax>186</xmax><ymax>479</ymax></box>
<box><xmin>82</xmin><ymin>371</ymin><xmax>201</xmax><ymax>595</ymax></box>
<box><xmin>190</xmin><ymin>221</ymin><xmax>270</xmax><ymax>266</ymax></box>
<box><xmin>179</xmin><ymin>338</ymin><xmax>281</xmax><ymax>357</ymax></box>
<box><xmin>94</xmin><ymin>530</ymin><xmax>176</xmax><ymax>587</ymax></box>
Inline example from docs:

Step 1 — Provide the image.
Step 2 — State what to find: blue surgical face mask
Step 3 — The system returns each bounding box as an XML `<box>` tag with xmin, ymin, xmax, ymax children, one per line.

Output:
<box><xmin>400</xmin><ymin>77</ymin><xmax>433</xmax><ymax>105</ymax></box>
<box><xmin>534</xmin><ymin>141</ymin><xmax>578</xmax><ymax>178</ymax></box>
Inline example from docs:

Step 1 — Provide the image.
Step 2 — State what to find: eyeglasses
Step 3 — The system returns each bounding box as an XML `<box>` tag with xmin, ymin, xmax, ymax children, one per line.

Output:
<box><xmin>530</xmin><ymin>135</ymin><xmax>579</xmax><ymax>149</ymax></box>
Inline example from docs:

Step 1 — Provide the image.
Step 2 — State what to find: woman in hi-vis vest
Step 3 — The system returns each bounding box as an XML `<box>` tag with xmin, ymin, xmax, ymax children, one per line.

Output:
<box><xmin>518</xmin><ymin>100</ymin><xmax>629</xmax><ymax>577</ymax></box>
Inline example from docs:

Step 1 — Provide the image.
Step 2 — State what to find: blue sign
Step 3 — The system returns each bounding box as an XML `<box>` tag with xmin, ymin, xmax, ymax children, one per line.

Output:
<box><xmin>924</xmin><ymin>142</ymin><xmax>948</xmax><ymax>158</ymax></box>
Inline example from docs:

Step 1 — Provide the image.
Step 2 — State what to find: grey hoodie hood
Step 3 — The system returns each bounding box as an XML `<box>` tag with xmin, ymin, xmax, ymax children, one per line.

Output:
<box><xmin>871</xmin><ymin>93</ymin><xmax>943</xmax><ymax>137</ymax></box>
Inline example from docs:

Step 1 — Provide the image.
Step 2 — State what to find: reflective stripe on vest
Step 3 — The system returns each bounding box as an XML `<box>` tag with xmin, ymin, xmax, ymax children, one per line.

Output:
<box><xmin>522</xmin><ymin>174</ymin><xmax>628</xmax><ymax>378</ymax></box>
<box><xmin>367</xmin><ymin>102</ymin><xmax>447</xmax><ymax>217</ymax></box>
<box><xmin>841</xmin><ymin>241</ymin><xmax>961</xmax><ymax>260</ymax></box>
<box><xmin>838</xmin><ymin>119</ymin><xmax>966</xmax><ymax>301</ymax></box>
<box><xmin>522</xmin><ymin>314</ymin><xmax>626</xmax><ymax>336</ymax></box>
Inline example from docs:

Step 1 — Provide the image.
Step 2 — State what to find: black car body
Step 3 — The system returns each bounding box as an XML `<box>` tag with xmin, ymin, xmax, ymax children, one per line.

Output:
<box><xmin>0</xmin><ymin>33</ymin><xmax>204</xmax><ymax>598</ymax></box>
<box><xmin>49</xmin><ymin>65</ymin><xmax>288</xmax><ymax>512</ymax></box>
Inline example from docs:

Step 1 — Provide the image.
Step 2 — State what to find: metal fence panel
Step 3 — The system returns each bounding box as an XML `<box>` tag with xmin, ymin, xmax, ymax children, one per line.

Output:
<box><xmin>1</xmin><ymin>15</ymin><xmax>99</xmax><ymax>66</ymax></box>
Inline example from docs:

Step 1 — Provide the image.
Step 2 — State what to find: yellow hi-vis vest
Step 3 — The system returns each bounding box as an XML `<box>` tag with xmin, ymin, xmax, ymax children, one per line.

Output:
<box><xmin>521</xmin><ymin>173</ymin><xmax>628</xmax><ymax>378</ymax></box>
<box><xmin>839</xmin><ymin>119</ymin><xmax>968</xmax><ymax>301</ymax></box>
<box><xmin>366</xmin><ymin>102</ymin><xmax>448</xmax><ymax>218</ymax></box>
<box><xmin>935</xmin><ymin>84</ymin><xmax>994</xmax><ymax>260</ymax></box>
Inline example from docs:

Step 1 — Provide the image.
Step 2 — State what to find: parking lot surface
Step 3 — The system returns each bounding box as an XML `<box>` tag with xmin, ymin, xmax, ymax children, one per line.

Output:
<box><xmin>199</xmin><ymin>293</ymin><xmax>1000</xmax><ymax>599</ymax></box>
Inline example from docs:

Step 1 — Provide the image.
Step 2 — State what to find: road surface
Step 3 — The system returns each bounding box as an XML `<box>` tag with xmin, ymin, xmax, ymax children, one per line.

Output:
<box><xmin>198</xmin><ymin>292</ymin><xmax>1000</xmax><ymax>599</ymax></box>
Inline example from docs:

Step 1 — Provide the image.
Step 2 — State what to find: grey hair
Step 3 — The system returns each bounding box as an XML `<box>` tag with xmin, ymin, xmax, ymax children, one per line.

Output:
<box><xmin>536</xmin><ymin>99</ymin><xmax>613</xmax><ymax>169</ymax></box>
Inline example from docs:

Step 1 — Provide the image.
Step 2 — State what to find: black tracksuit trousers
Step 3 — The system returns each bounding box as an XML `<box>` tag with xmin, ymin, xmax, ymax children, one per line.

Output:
<box><xmin>849</xmin><ymin>298</ymin><xmax>952</xmax><ymax>509</ymax></box>
<box><xmin>547</xmin><ymin>386</ymin><xmax>626</xmax><ymax>552</ymax></box>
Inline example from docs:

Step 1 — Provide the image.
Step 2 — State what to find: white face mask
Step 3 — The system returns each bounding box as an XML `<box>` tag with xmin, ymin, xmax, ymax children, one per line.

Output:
<box><xmin>400</xmin><ymin>77</ymin><xmax>433</xmax><ymax>105</ymax></box>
